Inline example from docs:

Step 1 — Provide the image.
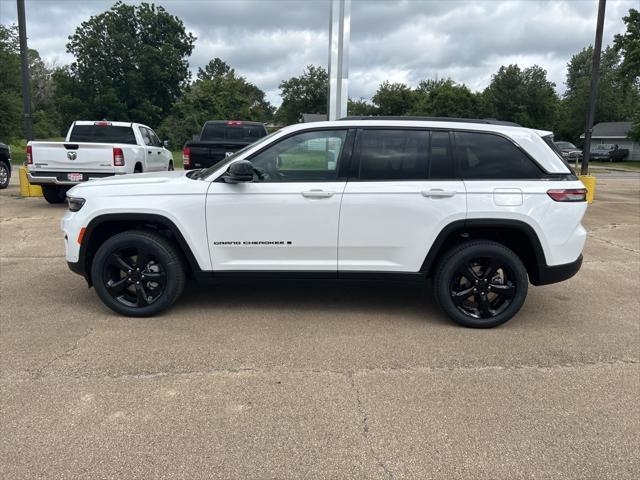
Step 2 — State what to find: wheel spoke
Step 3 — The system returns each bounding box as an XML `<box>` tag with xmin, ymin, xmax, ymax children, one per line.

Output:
<box><xmin>135</xmin><ymin>251</ymin><xmax>151</xmax><ymax>269</ymax></box>
<box><xmin>106</xmin><ymin>277</ymin><xmax>129</xmax><ymax>296</ymax></box>
<box><xmin>142</xmin><ymin>270</ymin><xmax>165</xmax><ymax>282</ymax></box>
<box><xmin>451</xmin><ymin>286</ymin><xmax>474</xmax><ymax>305</ymax></box>
<box><xmin>483</xmin><ymin>260</ymin><xmax>499</xmax><ymax>280</ymax></box>
<box><xmin>490</xmin><ymin>282</ymin><xmax>516</xmax><ymax>298</ymax></box>
<box><xmin>108</xmin><ymin>253</ymin><xmax>134</xmax><ymax>272</ymax></box>
<box><xmin>477</xmin><ymin>294</ymin><xmax>492</xmax><ymax>318</ymax></box>
<box><xmin>457</xmin><ymin>264</ymin><xmax>479</xmax><ymax>283</ymax></box>
<box><xmin>135</xmin><ymin>283</ymin><xmax>150</xmax><ymax>306</ymax></box>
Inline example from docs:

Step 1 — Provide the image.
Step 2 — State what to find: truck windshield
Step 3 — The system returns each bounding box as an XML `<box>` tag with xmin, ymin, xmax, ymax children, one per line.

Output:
<box><xmin>201</xmin><ymin>123</ymin><xmax>266</xmax><ymax>142</ymax></box>
<box><xmin>69</xmin><ymin>125</ymin><xmax>137</xmax><ymax>144</ymax></box>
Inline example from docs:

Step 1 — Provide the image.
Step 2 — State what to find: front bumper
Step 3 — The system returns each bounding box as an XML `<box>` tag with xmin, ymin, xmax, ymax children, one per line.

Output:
<box><xmin>531</xmin><ymin>255</ymin><xmax>583</xmax><ymax>286</ymax></box>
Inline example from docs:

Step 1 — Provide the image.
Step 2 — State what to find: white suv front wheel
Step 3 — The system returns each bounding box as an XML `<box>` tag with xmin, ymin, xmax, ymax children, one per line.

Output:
<box><xmin>434</xmin><ymin>240</ymin><xmax>529</xmax><ymax>328</ymax></box>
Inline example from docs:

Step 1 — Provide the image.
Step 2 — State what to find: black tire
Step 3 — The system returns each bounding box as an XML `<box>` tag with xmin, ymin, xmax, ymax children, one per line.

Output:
<box><xmin>0</xmin><ymin>162</ymin><xmax>9</xmax><ymax>189</ymax></box>
<box><xmin>433</xmin><ymin>240</ymin><xmax>528</xmax><ymax>328</ymax></box>
<box><xmin>91</xmin><ymin>230</ymin><xmax>186</xmax><ymax>317</ymax></box>
<box><xmin>41</xmin><ymin>185</ymin><xmax>67</xmax><ymax>204</ymax></box>
<box><xmin>134</xmin><ymin>163</ymin><xmax>143</xmax><ymax>173</ymax></box>
<box><xmin>168</xmin><ymin>161</ymin><xmax>174</xmax><ymax>171</ymax></box>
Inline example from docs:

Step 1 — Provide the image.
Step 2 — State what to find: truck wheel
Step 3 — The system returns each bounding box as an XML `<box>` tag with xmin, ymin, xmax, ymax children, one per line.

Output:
<box><xmin>433</xmin><ymin>240</ymin><xmax>528</xmax><ymax>328</ymax></box>
<box><xmin>0</xmin><ymin>162</ymin><xmax>9</xmax><ymax>189</ymax></box>
<box><xmin>134</xmin><ymin>163</ymin><xmax>142</xmax><ymax>173</ymax></box>
<box><xmin>168</xmin><ymin>161</ymin><xmax>174</xmax><ymax>171</ymax></box>
<box><xmin>41</xmin><ymin>185</ymin><xmax>67</xmax><ymax>204</ymax></box>
<box><xmin>91</xmin><ymin>230</ymin><xmax>186</xmax><ymax>317</ymax></box>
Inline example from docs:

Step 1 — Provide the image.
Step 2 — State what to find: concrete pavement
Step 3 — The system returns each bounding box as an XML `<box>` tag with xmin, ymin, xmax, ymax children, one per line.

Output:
<box><xmin>1</xmin><ymin>175</ymin><xmax>638</xmax><ymax>479</ymax></box>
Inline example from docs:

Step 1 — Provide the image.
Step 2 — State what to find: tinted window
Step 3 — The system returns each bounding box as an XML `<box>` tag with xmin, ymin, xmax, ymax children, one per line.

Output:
<box><xmin>202</xmin><ymin>123</ymin><xmax>266</xmax><ymax>141</ymax></box>
<box><xmin>358</xmin><ymin>129</ymin><xmax>429</xmax><ymax>180</ymax></box>
<box><xmin>143</xmin><ymin>127</ymin><xmax>161</xmax><ymax>147</ymax></box>
<box><xmin>250</xmin><ymin>130</ymin><xmax>347</xmax><ymax>182</ymax></box>
<box><xmin>69</xmin><ymin>125</ymin><xmax>137</xmax><ymax>144</ymax></box>
<box><xmin>456</xmin><ymin>131</ymin><xmax>542</xmax><ymax>179</ymax></box>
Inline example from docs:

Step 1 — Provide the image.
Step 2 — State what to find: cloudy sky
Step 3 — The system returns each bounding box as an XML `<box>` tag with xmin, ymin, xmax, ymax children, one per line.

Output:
<box><xmin>0</xmin><ymin>0</ymin><xmax>635</xmax><ymax>106</ymax></box>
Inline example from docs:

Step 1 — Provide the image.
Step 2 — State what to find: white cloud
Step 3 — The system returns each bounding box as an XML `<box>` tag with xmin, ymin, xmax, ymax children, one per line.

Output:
<box><xmin>0</xmin><ymin>0</ymin><xmax>635</xmax><ymax>106</ymax></box>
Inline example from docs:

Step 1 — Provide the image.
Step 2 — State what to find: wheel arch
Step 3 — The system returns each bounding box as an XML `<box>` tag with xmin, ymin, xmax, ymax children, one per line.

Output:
<box><xmin>421</xmin><ymin>219</ymin><xmax>547</xmax><ymax>284</ymax></box>
<box><xmin>79</xmin><ymin>213</ymin><xmax>201</xmax><ymax>285</ymax></box>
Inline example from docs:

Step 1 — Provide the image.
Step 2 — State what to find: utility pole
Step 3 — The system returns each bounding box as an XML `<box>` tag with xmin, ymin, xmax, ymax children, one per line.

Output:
<box><xmin>17</xmin><ymin>0</ymin><xmax>33</xmax><ymax>141</ymax></box>
<box><xmin>327</xmin><ymin>0</ymin><xmax>350</xmax><ymax>121</ymax></box>
<box><xmin>581</xmin><ymin>0</ymin><xmax>606</xmax><ymax>176</ymax></box>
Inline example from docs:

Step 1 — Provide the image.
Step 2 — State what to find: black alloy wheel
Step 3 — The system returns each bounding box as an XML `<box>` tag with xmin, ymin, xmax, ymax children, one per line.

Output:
<box><xmin>434</xmin><ymin>240</ymin><xmax>528</xmax><ymax>328</ymax></box>
<box><xmin>103</xmin><ymin>247</ymin><xmax>167</xmax><ymax>308</ymax></box>
<box><xmin>91</xmin><ymin>230</ymin><xmax>185</xmax><ymax>317</ymax></box>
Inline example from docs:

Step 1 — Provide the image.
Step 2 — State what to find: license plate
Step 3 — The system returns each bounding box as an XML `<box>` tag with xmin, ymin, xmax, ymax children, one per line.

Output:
<box><xmin>225</xmin><ymin>151</ymin><xmax>233</xmax><ymax>157</ymax></box>
<box><xmin>67</xmin><ymin>173</ymin><xmax>83</xmax><ymax>182</ymax></box>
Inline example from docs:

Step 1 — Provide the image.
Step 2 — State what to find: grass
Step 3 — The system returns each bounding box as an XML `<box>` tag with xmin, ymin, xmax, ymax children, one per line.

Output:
<box><xmin>587</xmin><ymin>161</ymin><xmax>640</xmax><ymax>171</ymax></box>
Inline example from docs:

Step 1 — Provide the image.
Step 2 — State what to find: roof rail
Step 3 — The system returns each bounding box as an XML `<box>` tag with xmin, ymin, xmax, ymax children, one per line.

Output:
<box><xmin>338</xmin><ymin>116</ymin><xmax>521</xmax><ymax>127</ymax></box>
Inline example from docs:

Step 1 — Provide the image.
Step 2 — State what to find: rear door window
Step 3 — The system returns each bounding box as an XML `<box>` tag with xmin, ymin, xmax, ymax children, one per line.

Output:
<box><xmin>455</xmin><ymin>131</ymin><xmax>543</xmax><ymax>179</ymax></box>
<box><xmin>357</xmin><ymin>129</ymin><xmax>429</xmax><ymax>180</ymax></box>
<box><xmin>69</xmin><ymin>125</ymin><xmax>137</xmax><ymax>144</ymax></box>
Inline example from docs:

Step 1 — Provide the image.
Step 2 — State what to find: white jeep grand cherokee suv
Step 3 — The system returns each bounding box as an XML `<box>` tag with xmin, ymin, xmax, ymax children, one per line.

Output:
<box><xmin>61</xmin><ymin>118</ymin><xmax>587</xmax><ymax>328</ymax></box>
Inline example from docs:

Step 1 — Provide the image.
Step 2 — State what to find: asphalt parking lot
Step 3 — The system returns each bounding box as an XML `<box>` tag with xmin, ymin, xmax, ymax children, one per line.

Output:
<box><xmin>1</xmin><ymin>173</ymin><xmax>638</xmax><ymax>479</ymax></box>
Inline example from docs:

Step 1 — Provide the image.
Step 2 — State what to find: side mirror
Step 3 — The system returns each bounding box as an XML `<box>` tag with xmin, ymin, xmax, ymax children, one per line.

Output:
<box><xmin>223</xmin><ymin>160</ymin><xmax>254</xmax><ymax>183</ymax></box>
<box><xmin>163</xmin><ymin>139</ymin><xmax>171</xmax><ymax>149</ymax></box>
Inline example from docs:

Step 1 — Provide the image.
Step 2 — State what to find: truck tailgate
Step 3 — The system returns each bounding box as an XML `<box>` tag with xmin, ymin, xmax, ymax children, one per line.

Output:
<box><xmin>189</xmin><ymin>141</ymin><xmax>250</xmax><ymax>168</ymax></box>
<box><xmin>30</xmin><ymin>142</ymin><xmax>116</xmax><ymax>173</ymax></box>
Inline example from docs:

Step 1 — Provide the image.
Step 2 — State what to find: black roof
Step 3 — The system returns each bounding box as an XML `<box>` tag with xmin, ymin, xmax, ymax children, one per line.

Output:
<box><xmin>339</xmin><ymin>116</ymin><xmax>521</xmax><ymax>127</ymax></box>
<box><xmin>591</xmin><ymin>121</ymin><xmax>632</xmax><ymax>138</ymax></box>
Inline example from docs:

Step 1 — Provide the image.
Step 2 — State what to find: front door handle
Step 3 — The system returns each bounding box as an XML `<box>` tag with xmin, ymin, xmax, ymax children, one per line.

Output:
<box><xmin>302</xmin><ymin>189</ymin><xmax>335</xmax><ymax>198</ymax></box>
<box><xmin>157</xmin><ymin>151</ymin><xmax>161</xmax><ymax>155</ymax></box>
<box><xmin>421</xmin><ymin>189</ymin><xmax>456</xmax><ymax>198</ymax></box>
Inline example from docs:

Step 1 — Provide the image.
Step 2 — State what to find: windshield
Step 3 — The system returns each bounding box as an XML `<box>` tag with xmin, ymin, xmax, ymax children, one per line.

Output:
<box><xmin>69</xmin><ymin>125</ymin><xmax>137</xmax><ymax>144</ymax></box>
<box><xmin>592</xmin><ymin>144</ymin><xmax>614</xmax><ymax>151</ymax></box>
<box><xmin>199</xmin><ymin>130</ymin><xmax>280</xmax><ymax>178</ymax></box>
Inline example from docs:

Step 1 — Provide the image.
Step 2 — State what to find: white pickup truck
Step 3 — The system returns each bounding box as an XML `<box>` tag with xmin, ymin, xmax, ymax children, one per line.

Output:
<box><xmin>27</xmin><ymin>121</ymin><xmax>174</xmax><ymax>203</ymax></box>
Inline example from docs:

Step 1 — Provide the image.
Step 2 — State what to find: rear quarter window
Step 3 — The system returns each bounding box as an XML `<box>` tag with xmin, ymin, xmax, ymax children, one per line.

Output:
<box><xmin>68</xmin><ymin>125</ymin><xmax>137</xmax><ymax>144</ymax></box>
<box><xmin>455</xmin><ymin>131</ymin><xmax>543</xmax><ymax>179</ymax></box>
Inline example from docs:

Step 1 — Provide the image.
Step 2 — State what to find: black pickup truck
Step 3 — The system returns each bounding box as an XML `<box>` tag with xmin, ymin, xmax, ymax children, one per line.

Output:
<box><xmin>182</xmin><ymin>120</ymin><xmax>268</xmax><ymax>170</ymax></box>
<box><xmin>589</xmin><ymin>143</ymin><xmax>630</xmax><ymax>162</ymax></box>
<box><xmin>0</xmin><ymin>142</ymin><xmax>12</xmax><ymax>189</ymax></box>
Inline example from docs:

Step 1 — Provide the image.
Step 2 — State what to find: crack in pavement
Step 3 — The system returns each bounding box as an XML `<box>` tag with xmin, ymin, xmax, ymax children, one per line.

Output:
<box><xmin>348</xmin><ymin>371</ymin><xmax>395</xmax><ymax>480</ymax></box>
<box><xmin>6</xmin><ymin>358</ymin><xmax>638</xmax><ymax>384</ymax></box>
<box><xmin>588</xmin><ymin>234</ymin><xmax>640</xmax><ymax>254</ymax></box>
<box><xmin>28</xmin><ymin>327</ymin><xmax>95</xmax><ymax>380</ymax></box>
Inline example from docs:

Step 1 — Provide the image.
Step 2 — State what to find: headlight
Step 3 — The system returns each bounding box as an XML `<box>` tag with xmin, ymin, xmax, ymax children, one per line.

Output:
<box><xmin>67</xmin><ymin>197</ymin><xmax>85</xmax><ymax>212</ymax></box>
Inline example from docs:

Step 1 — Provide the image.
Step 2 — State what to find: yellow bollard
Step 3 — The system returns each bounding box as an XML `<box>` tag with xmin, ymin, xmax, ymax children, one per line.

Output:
<box><xmin>18</xmin><ymin>166</ymin><xmax>43</xmax><ymax>197</ymax></box>
<box><xmin>579</xmin><ymin>174</ymin><xmax>596</xmax><ymax>204</ymax></box>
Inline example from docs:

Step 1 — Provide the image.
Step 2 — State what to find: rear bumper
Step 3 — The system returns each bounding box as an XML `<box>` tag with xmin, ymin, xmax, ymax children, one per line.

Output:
<box><xmin>28</xmin><ymin>171</ymin><xmax>117</xmax><ymax>185</ymax></box>
<box><xmin>531</xmin><ymin>255</ymin><xmax>583</xmax><ymax>286</ymax></box>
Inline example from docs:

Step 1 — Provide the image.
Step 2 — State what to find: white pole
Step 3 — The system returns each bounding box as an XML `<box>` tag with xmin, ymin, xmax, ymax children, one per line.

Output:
<box><xmin>327</xmin><ymin>0</ymin><xmax>350</xmax><ymax>121</ymax></box>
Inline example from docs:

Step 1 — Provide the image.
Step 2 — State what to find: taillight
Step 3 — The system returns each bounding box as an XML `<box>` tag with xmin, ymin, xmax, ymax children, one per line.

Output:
<box><xmin>547</xmin><ymin>188</ymin><xmax>587</xmax><ymax>202</ymax></box>
<box><xmin>226</xmin><ymin>120</ymin><xmax>243</xmax><ymax>126</ymax></box>
<box><xmin>94</xmin><ymin>121</ymin><xmax>112</xmax><ymax>127</ymax></box>
<box><xmin>26</xmin><ymin>145</ymin><xmax>32</xmax><ymax>164</ymax></box>
<box><xmin>113</xmin><ymin>147</ymin><xmax>124</xmax><ymax>166</ymax></box>
<box><xmin>182</xmin><ymin>147</ymin><xmax>191</xmax><ymax>168</ymax></box>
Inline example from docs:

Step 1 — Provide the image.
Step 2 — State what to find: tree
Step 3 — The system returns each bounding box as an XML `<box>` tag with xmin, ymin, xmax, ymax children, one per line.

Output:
<box><xmin>613</xmin><ymin>8</ymin><xmax>640</xmax><ymax>140</ymax></box>
<box><xmin>557</xmin><ymin>46</ymin><xmax>640</xmax><ymax>142</ymax></box>
<box><xmin>63</xmin><ymin>1</ymin><xmax>195</xmax><ymax>126</ymax></box>
<box><xmin>275</xmin><ymin>65</ymin><xmax>328</xmax><ymax>125</ymax></box>
<box><xmin>411</xmin><ymin>78</ymin><xmax>481</xmax><ymax>118</ymax></box>
<box><xmin>0</xmin><ymin>24</ymin><xmax>22</xmax><ymax>141</ymax></box>
<box><xmin>347</xmin><ymin>97</ymin><xmax>377</xmax><ymax>116</ymax></box>
<box><xmin>158</xmin><ymin>58</ymin><xmax>274</xmax><ymax>148</ymax></box>
<box><xmin>482</xmin><ymin>65</ymin><xmax>558</xmax><ymax>129</ymax></box>
<box><xmin>372</xmin><ymin>81</ymin><xmax>414</xmax><ymax>116</ymax></box>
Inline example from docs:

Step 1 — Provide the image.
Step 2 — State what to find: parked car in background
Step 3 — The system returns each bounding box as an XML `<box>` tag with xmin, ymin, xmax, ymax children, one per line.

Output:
<box><xmin>27</xmin><ymin>121</ymin><xmax>173</xmax><ymax>203</ymax></box>
<box><xmin>589</xmin><ymin>143</ymin><xmax>629</xmax><ymax>162</ymax></box>
<box><xmin>0</xmin><ymin>142</ymin><xmax>11</xmax><ymax>189</ymax></box>
<box><xmin>554</xmin><ymin>141</ymin><xmax>583</xmax><ymax>162</ymax></box>
<box><xmin>183</xmin><ymin>120</ymin><xmax>268</xmax><ymax>170</ymax></box>
<box><xmin>61</xmin><ymin>117</ymin><xmax>587</xmax><ymax>328</ymax></box>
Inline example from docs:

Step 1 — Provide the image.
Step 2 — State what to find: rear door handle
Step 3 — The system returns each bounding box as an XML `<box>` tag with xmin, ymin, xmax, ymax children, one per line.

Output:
<box><xmin>302</xmin><ymin>189</ymin><xmax>335</xmax><ymax>198</ymax></box>
<box><xmin>148</xmin><ymin>150</ymin><xmax>152</xmax><ymax>154</ymax></box>
<box><xmin>421</xmin><ymin>189</ymin><xmax>456</xmax><ymax>198</ymax></box>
